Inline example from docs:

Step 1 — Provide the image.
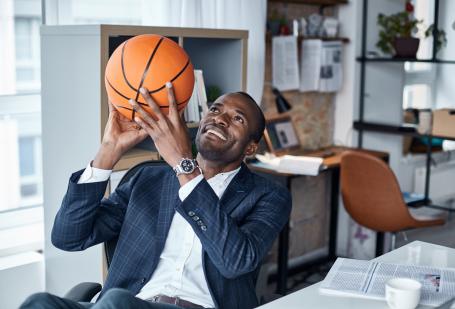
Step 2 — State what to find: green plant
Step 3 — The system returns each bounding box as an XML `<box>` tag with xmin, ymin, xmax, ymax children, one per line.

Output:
<box><xmin>206</xmin><ymin>85</ymin><xmax>222</xmax><ymax>103</ymax></box>
<box><xmin>425</xmin><ymin>24</ymin><xmax>447</xmax><ymax>53</ymax></box>
<box><xmin>376</xmin><ymin>1</ymin><xmax>447</xmax><ymax>55</ymax></box>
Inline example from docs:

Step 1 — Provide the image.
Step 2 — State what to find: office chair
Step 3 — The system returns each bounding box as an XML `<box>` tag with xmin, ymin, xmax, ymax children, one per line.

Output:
<box><xmin>340</xmin><ymin>151</ymin><xmax>445</xmax><ymax>253</ymax></box>
<box><xmin>63</xmin><ymin>160</ymin><xmax>273</xmax><ymax>304</ymax></box>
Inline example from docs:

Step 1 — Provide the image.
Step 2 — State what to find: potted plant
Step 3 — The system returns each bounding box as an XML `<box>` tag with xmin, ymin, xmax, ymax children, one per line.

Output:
<box><xmin>376</xmin><ymin>1</ymin><xmax>446</xmax><ymax>58</ymax></box>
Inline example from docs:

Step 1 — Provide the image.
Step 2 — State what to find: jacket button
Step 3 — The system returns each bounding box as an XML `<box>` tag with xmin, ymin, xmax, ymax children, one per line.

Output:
<box><xmin>141</xmin><ymin>278</ymin><xmax>146</xmax><ymax>284</ymax></box>
<box><xmin>193</xmin><ymin>216</ymin><xmax>199</xmax><ymax>221</ymax></box>
<box><xmin>201</xmin><ymin>225</ymin><xmax>207</xmax><ymax>231</ymax></box>
<box><xmin>188</xmin><ymin>211</ymin><xmax>195</xmax><ymax>217</ymax></box>
<box><xmin>197</xmin><ymin>220</ymin><xmax>204</xmax><ymax>226</ymax></box>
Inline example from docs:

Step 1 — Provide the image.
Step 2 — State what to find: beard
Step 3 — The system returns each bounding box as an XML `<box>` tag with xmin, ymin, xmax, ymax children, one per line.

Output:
<box><xmin>195</xmin><ymin>130</ymin><xmax>247</xmax><ymax>164</ymax></box>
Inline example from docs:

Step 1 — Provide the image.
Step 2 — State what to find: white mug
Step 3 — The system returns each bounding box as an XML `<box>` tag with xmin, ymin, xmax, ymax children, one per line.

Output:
<box><xmin>386</xmin><ymin>278</ymin><xmax>422</xmax><ymax>309</ymax></box>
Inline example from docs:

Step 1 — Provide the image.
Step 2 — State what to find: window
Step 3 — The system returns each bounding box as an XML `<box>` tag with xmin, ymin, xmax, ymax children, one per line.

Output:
<box><xmin>0</xmin><ymin>0</ymin><xmax>42</xmax><ymax>218</ymax></box>
<box><xmin>14</xmin><ymin>17</ymin><xmax>41</xmax><ymax>93</ymax></box>
<box><xmin>403</xmin><ymin>0</ymin><xmax>437</xmax><ymax>110</ymax></box>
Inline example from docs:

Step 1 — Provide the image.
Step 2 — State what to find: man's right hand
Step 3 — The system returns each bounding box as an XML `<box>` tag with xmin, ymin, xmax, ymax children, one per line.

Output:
<box><xmin>93</xmin><ymin>101</ymin><xmax>148</xmax><ymax>170</ymax></box>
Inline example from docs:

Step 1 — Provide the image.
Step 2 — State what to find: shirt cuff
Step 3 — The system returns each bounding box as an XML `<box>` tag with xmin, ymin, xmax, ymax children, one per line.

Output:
<box><xmin>77</xmin><ymin>162</ymin><xmax>112</xmax><ymax>184</ymax></box>
<box><xmin>178</xmin><ymin>174</ymin><xmax>204</xmax><ymax>201</ymax></box>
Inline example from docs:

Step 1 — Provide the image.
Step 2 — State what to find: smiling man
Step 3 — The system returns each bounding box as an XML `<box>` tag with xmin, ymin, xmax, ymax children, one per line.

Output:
<box><xmin>21</xmin><ymin>83</ymin><xmax>291</xmax><ymax>309</ymax></box>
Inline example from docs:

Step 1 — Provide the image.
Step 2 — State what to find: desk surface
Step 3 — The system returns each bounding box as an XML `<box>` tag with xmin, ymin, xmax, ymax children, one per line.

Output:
<box><xmin>257</xmin><ymin>241</ymin><xmax>455</xmax><ymax>309</ymax></box>
<box><xmin>249</xmin><ymin>146</ymin><xmax>388</xmax><ymax>176</ymax></box>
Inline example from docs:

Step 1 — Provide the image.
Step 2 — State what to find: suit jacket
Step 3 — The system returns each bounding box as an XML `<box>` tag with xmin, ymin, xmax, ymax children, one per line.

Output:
<box><xmin>52</xmin><ymin>163</ymin><xmax>291</xmax><ymax>309</ymax></box>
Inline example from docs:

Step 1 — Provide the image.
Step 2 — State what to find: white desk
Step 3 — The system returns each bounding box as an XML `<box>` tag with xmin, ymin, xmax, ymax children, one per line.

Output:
<box><xmin>257</xmin><ymin>241</ymin><xmax>455</xmax><ymax>309</ymax></box>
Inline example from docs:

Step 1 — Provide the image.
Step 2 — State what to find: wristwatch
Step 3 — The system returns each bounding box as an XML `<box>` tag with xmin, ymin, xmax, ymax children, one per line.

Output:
<box><xmin>173</xmin><ymin>158</ymin><xmax>199</xmax><ymax>176</ymax></box>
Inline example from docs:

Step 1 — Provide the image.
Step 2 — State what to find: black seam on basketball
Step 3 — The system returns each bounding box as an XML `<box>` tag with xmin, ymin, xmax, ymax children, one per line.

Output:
<box><xmin>115</xmin><ymin>105</ymin><xmax>134</xmax><ymax>111</ymax></box>
<box><xmin>135</xmin><ymin>37</ymin><xmax>165</xmax><ymax>102</ymax></box>
<box><xmin>120</xmin><ymin>41</ymin><xmax>138</xmax><ymax>93</ymax></box>
<box><xmin>106</xmin><ymin>78</ymin><xmax>148</xmax><ymax>106</ymax></box>
<box><xmin>147</xmin><ymin>59</ymin><xmax>191</xmax><ymax>94</ymax></box>
<box><xmin>106</xmin><ymin>77</ymin><xmax>188</xmax><ymax>108</ymax></box>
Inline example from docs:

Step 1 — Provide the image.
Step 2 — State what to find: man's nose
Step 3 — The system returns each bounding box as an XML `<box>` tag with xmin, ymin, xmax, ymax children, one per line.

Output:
<box><xmin>213</xmin><ymin>113</ymin><xmax>228</xmax><ymax>127</ymax></box>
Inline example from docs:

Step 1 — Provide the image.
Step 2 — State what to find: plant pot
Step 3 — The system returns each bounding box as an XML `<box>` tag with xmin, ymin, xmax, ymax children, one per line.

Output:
<box><xmin>393</xmin><ymin>37</ymin><xmax>420</xmax><ymax>58</ymax></box>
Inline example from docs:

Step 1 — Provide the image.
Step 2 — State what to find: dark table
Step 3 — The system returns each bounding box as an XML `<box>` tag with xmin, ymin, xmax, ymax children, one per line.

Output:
<box><xmin>249</xmin><ymin>146</ymin><xmax>389</xmax><ymax>295</ymax></box>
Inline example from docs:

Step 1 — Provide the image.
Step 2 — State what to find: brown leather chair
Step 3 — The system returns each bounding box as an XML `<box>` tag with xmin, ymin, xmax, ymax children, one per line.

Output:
<box><xmin>340</xmin><ymin>151</ymin><xmax>445</xmax><ymax>252</ymax></box>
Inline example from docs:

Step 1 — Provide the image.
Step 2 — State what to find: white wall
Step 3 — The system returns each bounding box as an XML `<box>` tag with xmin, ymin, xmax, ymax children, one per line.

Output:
<box><xmin>335</xmin><ymin>0</ymin><xmax>415</xmax><ymax>258</ymax></box>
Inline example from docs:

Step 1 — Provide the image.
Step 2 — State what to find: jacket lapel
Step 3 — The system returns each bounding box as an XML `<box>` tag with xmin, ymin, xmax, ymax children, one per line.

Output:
<box><xmin>219</xmin><ymin>163</ymin><xmax>254</xmax><ymax>214</ymax></box>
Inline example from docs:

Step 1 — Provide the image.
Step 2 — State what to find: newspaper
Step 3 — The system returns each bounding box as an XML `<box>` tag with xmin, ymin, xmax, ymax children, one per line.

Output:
<box><xmin>320</xmin><ymin>258</ymin><xmax>455</xmax><ymax>307</ymax></box>
<box><xmin>299</xmin><ymin>40</ymin><xmax>343</xmax><ymax>93</ymax></box>
<box><xmin>272</xmin><ymin>36</ymin><xmax>299</xmax><ymax>91</ymax></box>
<box><xmin>299</xmin><ymin>39</ymin><xmax>322</xmax><ymax>92</ymax></box>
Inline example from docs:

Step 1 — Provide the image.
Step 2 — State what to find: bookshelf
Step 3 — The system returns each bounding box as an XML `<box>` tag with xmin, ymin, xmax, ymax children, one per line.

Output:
<box><xmin>40</xmin><ymin>24</ymin><xmax>248</xmax><ymax>294</ymax></box>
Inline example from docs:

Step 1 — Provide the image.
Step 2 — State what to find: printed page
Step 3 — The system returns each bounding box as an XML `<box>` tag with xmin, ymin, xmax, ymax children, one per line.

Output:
<box><xmin>319</xmin><ymin>41</ymin><xmax>343</xmax><ymax>92</ymax></box>
<box><xmin>320</xmin><ymin>258</ymin><xmax>455</xmax><ymax>306</ymax></box>
<box><xmin>299</xmin><ymin>39</ymin><xmax>322</xmax><ymax>92</ymax></box>
<box><xmin>272</xmin><ymin>36</ymin><xmax>299</xmax><ymax>91</ymax></box>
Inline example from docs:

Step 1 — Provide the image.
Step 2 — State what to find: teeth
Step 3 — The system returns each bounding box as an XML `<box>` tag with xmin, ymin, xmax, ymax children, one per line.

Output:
<box><xmin>207</xmin><ymin>129</ymin><xmax>227</xmax><ymax>141</ymax></box>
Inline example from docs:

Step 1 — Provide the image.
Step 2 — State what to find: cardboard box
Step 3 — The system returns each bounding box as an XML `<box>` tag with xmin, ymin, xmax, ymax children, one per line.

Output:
<box><xmin>432</xmin><ymin>109</ymin><xmax>455</xmax><ymax>138</ymax></box>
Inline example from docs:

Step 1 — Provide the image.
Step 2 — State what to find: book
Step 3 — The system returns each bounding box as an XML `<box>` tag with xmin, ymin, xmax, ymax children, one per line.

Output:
<box><xmin>184</xmin><ymin>69</ymin><xmax>208</xmax><ymax>123</ymax></box>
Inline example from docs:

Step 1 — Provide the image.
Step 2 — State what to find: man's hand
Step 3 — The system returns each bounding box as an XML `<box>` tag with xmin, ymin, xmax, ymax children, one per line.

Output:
<box><xmin>129</xmin><ymin>82</ymin><xmax>193</xmax><ymax>169</ymax></box>
<box><xmin>93</xmin><ymin>101</ymin><xmax>148</xmax><ymax>170</ymax></box>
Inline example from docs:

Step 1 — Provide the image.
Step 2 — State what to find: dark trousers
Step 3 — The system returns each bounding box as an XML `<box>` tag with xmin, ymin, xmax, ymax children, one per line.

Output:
<box><xmin>20</xmin><ymin>288</ymin><xmax>183</xmax><ymax>309</ymax></box>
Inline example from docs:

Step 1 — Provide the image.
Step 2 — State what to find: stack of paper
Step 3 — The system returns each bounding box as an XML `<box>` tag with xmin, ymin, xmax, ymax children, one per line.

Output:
<box><xmin>255</xmin><ymin>153</ymin><xmax>323</xmax><ymax>176</ymax></box>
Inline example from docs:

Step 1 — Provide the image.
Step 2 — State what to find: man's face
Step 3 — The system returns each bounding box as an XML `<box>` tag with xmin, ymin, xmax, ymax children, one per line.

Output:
<box><xmin>195</xmin><ymin>93</ymin><xmax>259</xmax><ymax>164</ymax></box>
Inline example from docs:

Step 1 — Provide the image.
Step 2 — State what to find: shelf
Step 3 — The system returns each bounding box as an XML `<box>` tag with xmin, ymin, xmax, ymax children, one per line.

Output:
<box><xmin>356</xmin><ymin>57</ymin><xmax>455</xmax><ymax>64</ymax></box>
<box><xmin>266</xmin><ymin>33</ymin><xmax>350</xmax><ymax>43</ymax></box>
<box><xmin>353</xmin><ymin>121</ymin><xmax>455</xmax><ymax>142</ymax></box>
<box><xmin>269</xmin><ymin>0</ymin><xmax>348</xmax><ymax>5</ymax></box>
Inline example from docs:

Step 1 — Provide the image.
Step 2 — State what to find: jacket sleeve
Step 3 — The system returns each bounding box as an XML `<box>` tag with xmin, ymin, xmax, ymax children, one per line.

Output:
<box><xmin>51</xmin><ymin>168</ymin><xmax>142</xmax><ymax>251</ymax></box>
<box><xmin>175</xmin><ymin>179</ymin><xmax>291</xmax><ymax>279</ymax></box>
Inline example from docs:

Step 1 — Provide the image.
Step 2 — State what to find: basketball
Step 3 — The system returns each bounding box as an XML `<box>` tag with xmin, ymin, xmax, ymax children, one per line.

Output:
<box><xmin>105</xmin><ymin>34</ymin><xmax>194</xmax><ymax>120</ymax></box>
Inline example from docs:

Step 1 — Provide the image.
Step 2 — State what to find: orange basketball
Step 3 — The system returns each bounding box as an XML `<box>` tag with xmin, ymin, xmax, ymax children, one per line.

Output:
<box><xmin>105</xmin><ymin>34</ymin><xmax>194</xmax><ymax>120</ymax></box>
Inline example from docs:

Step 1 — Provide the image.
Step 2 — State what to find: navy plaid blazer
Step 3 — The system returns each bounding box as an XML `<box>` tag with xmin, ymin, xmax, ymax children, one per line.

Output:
<box><xmin>52</xmin><ymin>163</ymin><xmax>291</xmax><ymax>309</ymax></box>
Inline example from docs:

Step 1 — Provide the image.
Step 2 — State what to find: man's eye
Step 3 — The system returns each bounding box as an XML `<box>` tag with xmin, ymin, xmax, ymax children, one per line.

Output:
<box><xmin>209</xmin><ymin>107</ymin><xmax>219</xmax><ymax>113</ymax></box>
<box><xmin>234</xmin><ymin>115</ymin><xmax>244</xmax><ymax>124</ymax></box>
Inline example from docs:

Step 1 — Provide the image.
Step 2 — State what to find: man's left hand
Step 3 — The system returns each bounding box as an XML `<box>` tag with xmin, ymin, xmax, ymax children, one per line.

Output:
<box><xmin>129</xmin><ymin>82</ymin><xmax>193</xmax><ymax>168</ymax></box>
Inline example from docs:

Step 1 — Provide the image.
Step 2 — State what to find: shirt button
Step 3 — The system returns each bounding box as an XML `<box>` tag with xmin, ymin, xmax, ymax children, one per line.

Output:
<box><xmin>201</xmin><ymin>225</ymin><xmax>207</xmax><ymax>231</ymax></box>
<box><xmin>188</xmin><ymin>211</ymin><xmax>195</xmax><ymax>216</ymax></box>
<box><xmin>193</xmin><ymin>216</ymin><xmax>199</xmax><ymax>221</ymax></box>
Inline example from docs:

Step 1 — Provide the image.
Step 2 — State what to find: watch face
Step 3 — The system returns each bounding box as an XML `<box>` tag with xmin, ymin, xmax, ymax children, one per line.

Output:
<box><xmin>181</xmin><ymin>159</ymin><xmax>195</xmax><ymax>173</ymax></box>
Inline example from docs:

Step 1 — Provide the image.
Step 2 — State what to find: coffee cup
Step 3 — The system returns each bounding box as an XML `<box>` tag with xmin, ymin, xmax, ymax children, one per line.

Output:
<box><xmin>386</xmin><ymin>278</ymin><xmax>422</xmax><ymax>309</ymax></box>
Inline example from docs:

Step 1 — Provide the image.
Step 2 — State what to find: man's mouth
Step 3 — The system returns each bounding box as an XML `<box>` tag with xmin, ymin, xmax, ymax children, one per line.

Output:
<box><xmin>206</xmin><ymin>129</ymin><xmax>227</xmax><ymax>141</ymax></box>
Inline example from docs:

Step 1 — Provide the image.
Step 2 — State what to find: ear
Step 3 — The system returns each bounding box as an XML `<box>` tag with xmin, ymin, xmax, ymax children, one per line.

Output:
<box><xmin>244</xmin><ymin>142</ymin><xmax>258</xmax><ymax>157</ymax></box>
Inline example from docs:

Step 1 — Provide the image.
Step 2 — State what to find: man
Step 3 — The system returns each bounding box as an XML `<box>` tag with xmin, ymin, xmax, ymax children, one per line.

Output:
<box><xmin>21</xmin><ymin>82</ymin><xmax>291</xmax><ymax>309</ymax></box>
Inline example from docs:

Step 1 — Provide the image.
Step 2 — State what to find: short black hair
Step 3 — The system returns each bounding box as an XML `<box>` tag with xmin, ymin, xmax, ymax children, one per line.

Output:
<box><xmin>235</xmin><ymin>91</ymin><xmax>265</xmax><ymax>143</ymax></box>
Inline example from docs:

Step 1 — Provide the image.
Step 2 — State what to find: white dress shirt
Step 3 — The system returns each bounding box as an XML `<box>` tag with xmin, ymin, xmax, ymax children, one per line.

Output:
<box><xmin>78</xmin><ymin>163</ymin><xmax>241</xmax><ymax>307</ymax></box>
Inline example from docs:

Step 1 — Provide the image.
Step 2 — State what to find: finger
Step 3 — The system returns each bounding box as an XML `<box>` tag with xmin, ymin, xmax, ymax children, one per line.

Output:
<box><xmin>108</xmin><ymin>100</ymin><xmax>115</xmax><ymax>113</ymax></box>
<box><xmin>136</xmin><ymin>128</ymin><xmax>149</xmax><ymax>140</ymax></box>
<box><xmin>179</xmin><ymin>109</ymin><xmax>186</xmax><ymax>120</ymax></box>
<box><xmin>166</xmin><ymin>82</ymin><xmax>178</xmax><ymax>119</ymax></box>
<box><xmin>129</xmin><ymin>99</ymin><xmax>157</xmax><ymax>128</ymax></box>
<box><xmin>134</xmin><ymin>116</ymin><xmax>154</xmax><ymax>137</ymax></box>
<box><xmin>139</xmin><ymin>87</ymin><xmax>164</xmax><ymax>119</ymax></box>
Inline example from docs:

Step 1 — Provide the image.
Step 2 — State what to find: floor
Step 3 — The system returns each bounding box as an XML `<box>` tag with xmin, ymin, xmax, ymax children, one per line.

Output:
<box><xmin>264</xmin><ymin>205</ymin><xmax>455</xmax><ymax>302</ymax></box>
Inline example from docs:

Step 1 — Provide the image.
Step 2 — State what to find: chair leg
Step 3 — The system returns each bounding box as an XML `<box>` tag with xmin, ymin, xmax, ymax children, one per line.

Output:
<box><xmin>390</xmin><ymin>232</ymin><xmax>397</xmax><ymax>251</ymax></box>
